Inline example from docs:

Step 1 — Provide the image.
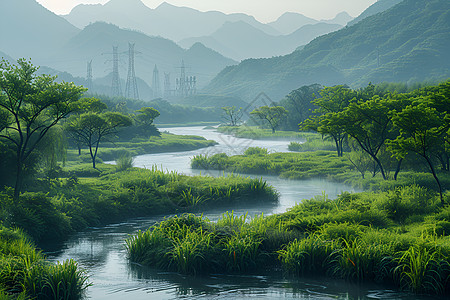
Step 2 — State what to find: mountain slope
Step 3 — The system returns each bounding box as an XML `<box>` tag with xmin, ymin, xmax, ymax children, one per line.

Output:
<box><xmin>348</xmin><ymin>0</ymin><xmax>403</xmax><ymax>26</ymax></box>
<box><xmin>63</xmin><ymin>0</ymin><xmax>278</xmax><ymax>41</ymax></box>
<box><xmin>179</xmin><ymin>21</ymin><xmax>342</xmax><ymax>61</ymax></box>
<box><xmin>204</xmin><ymin>0</ymin><xmax>450</xmax><ymax>101</ymax></box>
<box><xmin>49</xmin><ymin>22</ymin><xmax>236</xmax><ymax>95</ymax></box>
<box><xmin>0</xmin><ymin>0</ymin><xmax>80</xmax><ymax>61</ymax></box>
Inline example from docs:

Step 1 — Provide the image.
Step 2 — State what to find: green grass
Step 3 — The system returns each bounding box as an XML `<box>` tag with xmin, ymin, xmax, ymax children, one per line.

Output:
<box><xmin>192</xmin><ymin>150</ymin><xmax>354</xmax><ymax>179</ymax></box>
<box><xmin>0</xmin><ymin>227</ymin><xmax>89</xmax><ymax>299</ymax></box>
<box><xmin>67</xmin><ymin>132</ymin><xmax>217</xmax><ymax>162</ymax></box>
<box><xmin>126</xmin><ymin>186</ymin><xmax>450</xmax><ymax>295</ymax></box>
<box><xmin>217</xmin><ymin>126</ymin><xmax>308</xmax><ymax>140</ymax></box>
<box><xmin>3</xmin><ymin>167</ymin><xmax>277</xmax><ymax>242</ymax></box>
<box><xmin>191</xmin><ymin>150</ymin><xmax>450</xmax><ymax>194</ymax></box>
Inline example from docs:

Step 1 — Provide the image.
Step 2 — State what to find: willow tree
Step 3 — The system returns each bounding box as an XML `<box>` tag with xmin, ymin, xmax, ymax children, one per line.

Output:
<box><xmin>0</xmin><ymin>59</ymin><xmax>86</xmax><ymax>198</ymax></box>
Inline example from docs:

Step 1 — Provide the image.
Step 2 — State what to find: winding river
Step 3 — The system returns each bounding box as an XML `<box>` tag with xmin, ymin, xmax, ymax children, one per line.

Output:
<box><xmin>44</xmin><ymin>127</ymin><xmax>435</xmax><ymax>299</ymax></box>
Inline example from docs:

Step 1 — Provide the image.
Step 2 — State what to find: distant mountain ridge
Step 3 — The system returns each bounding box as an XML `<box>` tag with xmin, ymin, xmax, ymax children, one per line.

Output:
<box><xmin>179</xmin><ymin>21</ymin><xmax>342</xmax><ymax>61</ymax></box>
<box><xmin>203</xmin><ymin>0</ymin><xmax>450</xmax><ymax>101</ymax></box>
<box><xmin>64</xmin><ymin>0</ymin><xmax>279</xmax><ymax>41</ymax></box>
<box><xmin>0</xmin><ymin>0</ymin><xmax>80</xmax><ymax>61</ymax></box>
<box><xmin>268</xmin><ymin>11</ymin><xmax>352</xmax><ymax>35</ymax></box>
<box><xmin>50</xmin><ymin>22</ymin><xmax>236</xmax><ymax>92</ymax></box>
<box><xmin>348</xmin><ymin>0</ymin><xmax>404</xmax><ymax>26</ymax></box>
<box><xmin>63</xmin><ymin>0</ymin><xmax>352</xmax><ymax>61</ymax></box>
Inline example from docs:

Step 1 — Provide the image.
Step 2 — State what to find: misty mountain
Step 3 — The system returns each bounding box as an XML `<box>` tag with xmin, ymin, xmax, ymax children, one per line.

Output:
<box><xmin>0</xmin><ymin>0</ymin><xmax>80</xmax><ymax>61</ymax></box>
<box><xmin>348</xmin><ymin>0</ymin><xmax>404</xmax><ymax>26</ymax></box>
<box><xmin>269</xmin><ymin>11</ymin><xmax>353</xmax><ymax>35</ymax></box>
<box><xmin>48</xmin><ymin>22</ymin><xmax>236</xmax><ymax>95</ymax></box>
<box><xmin>63</xmin><ymin>0</ymin><xmax>279</xmax><ymax>42</ymax></box>
<box><xmin>268</xmin><ymin>13</ymin><xmax>319</xmax><ymax>35</ymax></box>
<box><xmin>204</xmin><ymin>0</ymin><xmax>450</xmax><ymax>101</ymax></box>
<box><xmin>325</xmin><ymin>12</ymin><xmax>354</xmax><ymax>26</ymax></box>
<box><xmin>179</xmin><ymin>21</ymin><xmax>342</xmax><ymax>61</ymax></box>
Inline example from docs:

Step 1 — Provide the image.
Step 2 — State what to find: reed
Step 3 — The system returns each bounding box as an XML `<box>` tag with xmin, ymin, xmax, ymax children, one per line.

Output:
<box><xmin>395</xmin><ymin>246</ymin><xmax>446</xmax><ymax>294</ymax></box>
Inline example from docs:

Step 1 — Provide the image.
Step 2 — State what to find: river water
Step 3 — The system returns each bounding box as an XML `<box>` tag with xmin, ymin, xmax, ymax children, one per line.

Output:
<box><xmin>44</xmin><ymin>127</ymin><xmax>436</xmax><ymax>299</ymax></box>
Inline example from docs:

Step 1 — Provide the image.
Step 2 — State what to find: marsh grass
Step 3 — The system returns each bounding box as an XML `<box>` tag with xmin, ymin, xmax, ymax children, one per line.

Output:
<box><xmin>191</xmin><ymin>151</ymin><xmax>353</xmax><ymax>180</ymax></box>
<box><xmin>125</xmin><ymin>189</ymin><xmax>450</xmax><ymax>296</ymax></box>
<box><xmin>0</xmin><ymin>227</ymin><xmax>90</xmax><ymax>299</ymax></box>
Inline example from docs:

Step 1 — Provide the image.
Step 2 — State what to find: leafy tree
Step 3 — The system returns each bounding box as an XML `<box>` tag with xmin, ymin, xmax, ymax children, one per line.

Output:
<box><xmin>250</xmin><ymin>106</ymin><xmax>288</xmax><ymax>133</ymax></box>
<box><xmin>136</xmin><ymin>107</ymin><xmax>160</xmax><ymax>126</ymax></box>
<box><xmin>279</xmin><ymin>84</ymin><xmax>321</xmax><ymax>130</ymax></box>
<box><xmin>65</xmin><ymin>112</ymin><xmax>132</xmax><ymax>168</ymax></box>
<box><xmin>301</xmin><ymin>85</ymin><xmax>356</xmax><ymax>157</ymax></box>
<box><xmin>66</xmin><ymin>97</ymin><xmax>107</xmax><ymax>155</ymax></box>
<box><xmin>221</xmin><ymin>106</ymin><xmax>243</xmax><ymax>126</ymax></box>
<box><xmin>339</xmin><ymin>96</ymin><xmax>404</xmax><ymax>180</ymax></box>
<box><xmin>0</xmin><ymin>59</ymin><xmax>85</xmax><ymax>198</ymax></box>
<box><xmin>388</xmin><ymin>101</ymin><xmax>449</xmax><ymax>205</ymax></box>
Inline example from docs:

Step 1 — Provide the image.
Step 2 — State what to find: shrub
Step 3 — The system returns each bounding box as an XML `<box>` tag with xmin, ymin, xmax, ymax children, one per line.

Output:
<box><xmin>115</xmin><ymin>153</ymin><xmax>134</xmax><ymax>172</ymax></box>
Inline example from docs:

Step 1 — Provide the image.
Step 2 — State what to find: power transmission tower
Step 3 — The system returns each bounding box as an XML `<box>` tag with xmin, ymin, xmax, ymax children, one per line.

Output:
<box><xmin>111</xmin><ymin>46</ymin><xmax>122</xmax><ymax>97</ymax></box>
<box><xmin>176</xmin><ymin>60</ymin><xmax>186</xmax><ymax>96</ymax></box>
<box><xmin>164</xmin><ymin>73</ymin><xmax>171</xmax><ymax>98</ymax></box>
<box><xmin>125</xmin><ymin>43</ymin><xmax>139</xmax><ymax>99</ymax></box>
<box><xmin>152</xmin><ymin>65</ymin><xmax>161</xmax><ymax>98</ymax></box>
<box><xmin>86</xmin><ymin>60</ymin><xmax>93</xmax><ymax>91</ymax></box>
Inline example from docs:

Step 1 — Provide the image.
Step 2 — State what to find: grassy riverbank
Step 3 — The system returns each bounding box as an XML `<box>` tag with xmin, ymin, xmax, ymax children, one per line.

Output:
<box><xmin>0</xmin><ymin>227</ymin><xmax>89</xmax><ymax>299</ymax></box>
<box><xmin>69</xmin><ymin>132</ymin><xmax>217</xmax><ymax>163</ymax></box>
<box><xmin>217</xmin><ymin>126</ymin><xmax>307</xmax><ymax>140</ymax></box>
<box><xmin>127</xmin><ymin>185</ymin><xmax>450</xmax><ymax>295</ymax></box>
<box><xmin>1</xmin><ymin>166</ymin><xmax>277</xmax><ymax>243</ymax></box>
<box><xmin>191</xmin><ymin>148</ymin><xmax>450</xmax><ymax>193</ymax></box>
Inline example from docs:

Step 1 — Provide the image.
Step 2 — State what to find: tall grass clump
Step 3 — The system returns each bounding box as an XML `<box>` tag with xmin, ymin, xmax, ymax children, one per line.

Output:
<box><xmin>126</xmin><ymin>213</ymin><xmax>270</xmax><ymax>275</ymax></box>
<box><xmin>278</xmin><ymin>234</ymin><xmax>337</xmax><ymax>275</ymax></box>
<box><xmin>0</xmin><ymin>227</ymin><xmax>90</xmax><ymax>299</ymax></box>
<box><xmin>115</xmin><ymin>153</ymin><xmax>134</xmax><ymax>172</ymax></box>
<box><xmin>394</xmin><ymin>246</ymin><xmax>447</xmax><ymax>294</ymax></box>
<box><xmin>244</xmin><ymin>147</ymin><xmax>268</xmax><ymax>156</ymax></box>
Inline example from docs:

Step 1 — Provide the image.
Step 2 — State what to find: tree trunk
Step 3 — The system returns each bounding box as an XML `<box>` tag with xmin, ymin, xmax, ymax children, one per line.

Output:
<box><xmin>425</xmin><ymin>156</ymin><xmax>444</xmax><ymax>206</ymax></box>
<box><xmin>394</xmin><ymin>158</ymin><xmax>403</xmax><ymax>181</ymax></box>
<box><xmin>14</xmin><ymin>164</ymin><xmax>23</xmax><ymax>199</ymax></box>
<box><xmin>89</xmin><ymin>146</ymin><xmax>96</xmax><ymax>169</ymax></box>
<box><xmin>371</xmin><ymin>154</ymin><xmax>387</xmax><ymax>180</ymax></box>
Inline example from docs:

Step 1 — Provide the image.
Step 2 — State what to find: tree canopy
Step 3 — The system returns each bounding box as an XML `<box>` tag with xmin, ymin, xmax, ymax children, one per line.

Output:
<box><xmin>0</xmin><ymin>59</ymin><xmax>86</xmax><ymax>198</ymax></box>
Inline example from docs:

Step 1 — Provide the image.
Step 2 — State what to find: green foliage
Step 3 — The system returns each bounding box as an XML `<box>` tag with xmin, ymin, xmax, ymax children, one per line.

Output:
<box><xmin>0</xmin><ymin>227</ymin><xmax>89</xmax><ymax>299</ymax></box>
<box><xmin>6</xmin><ymin>167</ymin><xmax>277</xmax><ymax>241</ymax></box>
<box><xmin>221</xmin><ymin>106</ymin><xmax>243</xmax><ymax>126</ymax></box>
<box><xmin>250</xmin><ymin>106</ymin><xmax>288</xmax><ymax>133</ymax></box>
<box><xmin>0</xmin><ymin>59</ymin><xmax>86</xmax><ymax>198</ymax></box>
<box><xmin>217</xmin><ymin>125</ymin><xmax>305</xmax><ymax>139</ymax></box>
<box><xmin>115</xmin><ymin>153</ymin><xmax>134</xmax><ymax>172</ymax></box>
<box><xmin>278</xmin><ymin>84</ymin><xmax>321</xmax><ymax>131</ymax></box>
<box><xmin>192</xmin><ymin>150</ymin><xmax>353</xmax><ymax>179</ymax></box>
<box><xmin>65</xmin><ymin>111</ymin><xmax>133</xmax><ymax>168</ymax></box>
<box><xmin>244</xmin><ymin>147</ymin><xmax>268</xmax><ymax>156</ymax></box>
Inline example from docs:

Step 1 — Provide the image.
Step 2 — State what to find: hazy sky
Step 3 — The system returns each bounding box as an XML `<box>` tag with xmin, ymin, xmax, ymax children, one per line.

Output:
<box><xmin>37</xmin><ymin>0</ymin><xmax>378</xmax><ymax>22</ymax></box>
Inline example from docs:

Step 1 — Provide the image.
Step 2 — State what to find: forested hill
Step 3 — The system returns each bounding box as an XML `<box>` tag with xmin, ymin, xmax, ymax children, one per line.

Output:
<box><xmin>204</xmin><ymin>0</ymin><xmax>450</xmax><ymax>101</ymax></box>
<box><xmin>347</xmin><ymin>0</ymin><xmax>403</xmax><ymax>26</ymax></box>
